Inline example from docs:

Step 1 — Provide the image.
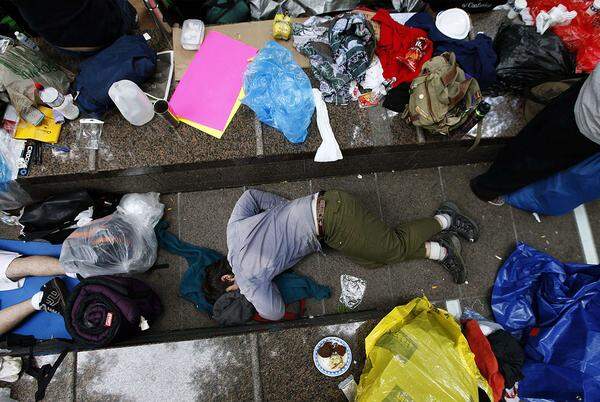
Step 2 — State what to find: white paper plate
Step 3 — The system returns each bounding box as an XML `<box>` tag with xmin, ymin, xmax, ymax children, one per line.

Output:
<box><xmin>435</xmin><ymin>8</ymin><xmax>471</xmax><ymax>40</ymax></box>
<box><xmin>313</xmin><ymin>336</ymin><xmax>352</xmax><ymax>377</ymax></box>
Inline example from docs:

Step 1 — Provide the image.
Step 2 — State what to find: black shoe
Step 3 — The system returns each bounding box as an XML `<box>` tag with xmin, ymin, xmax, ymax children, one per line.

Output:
<box><xmin>435</xmin><ymin>201</ymin><xmax>480</xmax><ymax>243</ymax></box>
<box><xmin>39</xmin><ymin>278</ymin><xmax>68</xmax><ymax>315</ymax></box>
<box><xmin>433</xmin><ymin>233</ymin><xmax>467</xmax><ymax>284</ymax></box>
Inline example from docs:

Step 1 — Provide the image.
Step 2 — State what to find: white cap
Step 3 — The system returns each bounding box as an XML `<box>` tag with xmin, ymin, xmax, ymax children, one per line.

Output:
<box><xmin>435</xmin><ymin>8</ymin><xmax>471</xmax><ymax>40</ymax></box>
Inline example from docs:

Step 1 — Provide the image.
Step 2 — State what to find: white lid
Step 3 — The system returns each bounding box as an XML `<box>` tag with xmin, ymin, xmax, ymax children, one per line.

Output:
<box><xmin>435</xmin><ymin>8</ymin><xmax>471</xmax><ymax>40</ymax></box>
<box><xmin>40</xmin><ymin>87</ymin><xmax>59</xmax><ymax>103</ymax></box>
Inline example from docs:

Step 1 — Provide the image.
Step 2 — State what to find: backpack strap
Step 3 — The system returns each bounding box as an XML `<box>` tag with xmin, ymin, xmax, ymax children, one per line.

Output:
<box><xmin>440</xmin><ymin>53</ymin><xmax>459</xmax><ymax>87</ymax></box>
<box><xmin>23</xmin><ymin>347</ymin><xmax>69</xmax><ymax>402</ymax></box>
<box><xmin>467</xmin><ymin>121</ymin><xmax>484</xmax><ymax>152</ymax></box>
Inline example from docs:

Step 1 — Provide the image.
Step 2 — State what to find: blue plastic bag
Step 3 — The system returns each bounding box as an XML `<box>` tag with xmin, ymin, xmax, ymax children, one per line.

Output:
<box><xmin>505</xmin><ymin>152</ymin><xmax>600</xmax><ymax>216</ymax></box>
<box><xmin>243</xmin><ymin>41</ymin><xmax>315</xmax><ymax>143</ymax></box>
<box><xmin>492</xmin><ymin>243</ymin><xmax>600</xmax><ymax>400</ymax></box>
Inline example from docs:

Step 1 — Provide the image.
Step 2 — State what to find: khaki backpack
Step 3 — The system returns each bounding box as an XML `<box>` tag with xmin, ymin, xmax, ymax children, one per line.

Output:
<box><xmin>402</xmin><ymin>52</ymin><xmax>482</xmax><ymax>136</ymax></box>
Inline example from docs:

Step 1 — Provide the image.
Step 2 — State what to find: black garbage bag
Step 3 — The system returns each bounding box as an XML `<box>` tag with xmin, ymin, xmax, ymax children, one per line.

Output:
<box><xmin>19</xmin><ymin>190</ymin><xmax>121</xmax><ymax>244</ymax></box>
<box><xmin>494</xmin><ymin>23</ymin><xmax>576</xmax><ymax>93</ymax></box>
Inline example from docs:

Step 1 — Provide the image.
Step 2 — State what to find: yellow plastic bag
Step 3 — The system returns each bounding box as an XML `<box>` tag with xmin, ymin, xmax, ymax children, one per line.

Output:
<box><xmin>356</xmin><ymin>297</ymin><xmax>493</xmax><ymax>402</ymax></box>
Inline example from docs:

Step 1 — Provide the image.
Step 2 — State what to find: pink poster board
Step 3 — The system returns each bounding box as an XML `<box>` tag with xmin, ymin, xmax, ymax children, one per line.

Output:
<box><xmin>169</xmin><ymin>31</ymin><xmax>257</xmax><ymax>131</ymax></box>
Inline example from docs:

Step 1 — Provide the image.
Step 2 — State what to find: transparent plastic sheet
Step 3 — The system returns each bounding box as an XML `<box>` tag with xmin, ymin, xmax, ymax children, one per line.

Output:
<box><xmin>243</xmin><ymin>41</ymin><xmax>315</xmax><ymax>143</ymax></box>
<box><xmin>356</xmin><ymin>297</ymin><xmax>493</xmax><ymax>401</ymax></box>
<box><xmin>59</xmin><ymin>193</ymin><xmax>164</xmax><ymax>277</ymax></box>
<box><xmin>0</xmin><ymin>43</ymin><xmax>70</xmax><ymax>116</ymax></box>
<box><xmin>0</xmin><ymin>130</ymin><xmax>31</xmax><ymax>211</ymax></box>
<box><xmin>0</xmin><ymin>181</ymin><xmax>32</xmax><ymax>212</ymax></box>
<box><xmin>339</xmin><ymin>274</ymin><xmax>366</xmax><ymax>309</ymax></box>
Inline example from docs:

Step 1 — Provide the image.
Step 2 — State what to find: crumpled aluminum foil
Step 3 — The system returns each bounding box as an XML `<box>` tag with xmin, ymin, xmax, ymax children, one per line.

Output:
<box><xmin>339</xmin><ymin>274</ymin><xmax>366</xmax><ymax>309</ymax></box>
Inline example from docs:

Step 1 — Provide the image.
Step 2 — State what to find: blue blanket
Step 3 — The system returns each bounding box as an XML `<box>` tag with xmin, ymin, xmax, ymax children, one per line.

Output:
<box><xmin>0</xmin><ymin>239</ymin><xmax>78</xmax><ymax>340</ymax></box>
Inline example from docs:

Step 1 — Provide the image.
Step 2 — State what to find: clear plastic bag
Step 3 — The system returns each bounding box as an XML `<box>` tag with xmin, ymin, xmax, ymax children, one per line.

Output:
<box><xmin>0</xmin><ymin>130</ymin><xmax>31</xmax><ymax>211</ymax></box>
<box><xmin>59</xmin><ymin>193</ymin><xmax>164</xmax><ymax>277</ymax></box>
<box><xmin>243</xmin><ymin>41</ymin><xmax>315</xmax><ymax>143</ymax></box>
<box><xmin>0</xmin><ymin>181</ymin><xmax>32</xmax><ymax>212</ymax></box>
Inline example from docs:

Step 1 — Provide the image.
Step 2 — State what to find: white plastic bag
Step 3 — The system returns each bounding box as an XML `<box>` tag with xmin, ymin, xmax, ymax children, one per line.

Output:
<box><xmin>0</xmin><ymin>356</ymin><xmax>22</xmax><ymax>383</ymax></box>
<box><xmin>59</xmin><ymin>193</ymin><xmax>164</xmax><ymax>277</ymax></box>
<box><xmin>313</xmin><ymin>89</ymin><xmax>343</xmax><ymax>163</ymax></box>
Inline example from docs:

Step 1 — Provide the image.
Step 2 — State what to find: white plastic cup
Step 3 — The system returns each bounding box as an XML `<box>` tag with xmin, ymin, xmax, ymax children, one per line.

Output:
<box><xmin>181</xmin><ymin>19</ymin><xmax>205</xmax><ymax>50</ymax></box>
<box><xmin>108</xmin><ymin>80</ymin><xmax>154</xmax><ymax>126</ymax></box>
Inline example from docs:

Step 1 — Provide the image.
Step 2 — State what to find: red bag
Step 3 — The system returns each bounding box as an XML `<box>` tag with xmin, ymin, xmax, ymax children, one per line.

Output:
<box><xmin>528</xmin><ymin>0</ymin><xmax>600</xmax><ymax>73</ymax></box>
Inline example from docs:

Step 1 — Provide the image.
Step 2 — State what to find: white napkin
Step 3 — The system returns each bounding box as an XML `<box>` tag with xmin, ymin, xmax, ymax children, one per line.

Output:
<box><xmin>313</xmin><ymin>89</ymin><xmax>343</xmax><ymax>163</ymax></box>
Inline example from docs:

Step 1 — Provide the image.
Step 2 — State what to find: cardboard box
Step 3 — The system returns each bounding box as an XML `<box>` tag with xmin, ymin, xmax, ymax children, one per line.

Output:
<box><xmin>173</xmin><ymin>18</ymin><xmax>309</xmax><ymax>81</ymax></box>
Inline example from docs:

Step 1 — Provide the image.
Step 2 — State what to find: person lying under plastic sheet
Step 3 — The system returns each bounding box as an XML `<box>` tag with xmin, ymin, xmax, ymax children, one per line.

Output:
<box><xmin>0</xmin><ymin>254</ymin><xmax>68</xmax><ymax>336</ymax></box>
<box><xmin>470</xmin><ymin>63</ymin><xmax>600</xmax><ymax>204</ymax></box>
<box><xmin>203</xmin><ymin>188</ymin><xmax>480</xmax><ymax>321</ymax></box>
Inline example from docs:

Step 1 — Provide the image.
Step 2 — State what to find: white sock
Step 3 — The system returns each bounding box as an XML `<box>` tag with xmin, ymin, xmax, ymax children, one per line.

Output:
<box><xmin>434</xmin><ymin>214</ymin><xmax>452</xmax><ymax>230</ymax></box>
<box><xmin>426</xmin><ymin>242</ymin><xmax>448</xmax><ymax>261</ymax></box>
<box><xmin>31</xmin><ymin>291</ymin><xmax>43</xmax><ymax>310</ymax></box>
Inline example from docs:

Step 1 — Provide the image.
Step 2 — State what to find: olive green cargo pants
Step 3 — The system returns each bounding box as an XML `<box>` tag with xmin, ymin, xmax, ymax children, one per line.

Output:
<box><xmin>322</xmin><ymin>190</ymin><xmax>442</xmax><ymax>268</ymax></box>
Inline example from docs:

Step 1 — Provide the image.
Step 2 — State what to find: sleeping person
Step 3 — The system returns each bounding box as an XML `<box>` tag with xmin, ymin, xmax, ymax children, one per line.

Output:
<box><xmin>0</xmin><ymin>253</ymin><xmax>69</xmax><ymax>336</ymax></box>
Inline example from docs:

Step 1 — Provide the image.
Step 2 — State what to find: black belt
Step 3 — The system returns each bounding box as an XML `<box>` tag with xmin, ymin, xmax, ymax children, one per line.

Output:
<box><xmin>316</xmin><ymin>190</ymin><xmax>326</xmax><ymax>237</ymax></box>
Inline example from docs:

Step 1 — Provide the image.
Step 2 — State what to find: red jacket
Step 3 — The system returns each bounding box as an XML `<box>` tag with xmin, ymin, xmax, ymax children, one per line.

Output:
<box><xmin>372</xmin><ymin>9</ymin><xmax>433</xmax><ymax>86</ymax></box>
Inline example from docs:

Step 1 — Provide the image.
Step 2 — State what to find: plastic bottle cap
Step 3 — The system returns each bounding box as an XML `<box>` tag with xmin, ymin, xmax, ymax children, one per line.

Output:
<box><xmin>435</xmin><ymin>9</ymin><xmax>471</xmax><ymax>40</ymax></box>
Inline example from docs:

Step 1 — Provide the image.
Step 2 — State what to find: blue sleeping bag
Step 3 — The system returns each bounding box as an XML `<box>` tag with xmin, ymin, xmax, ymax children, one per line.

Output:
<box><xmin>0</xmin><ymin>239</ymin><xmax>78</xmax><ymax>340</ymax></box>
<box><xmin>492</xmin><ymin>242</ymin><xmax>600</xmax><ymax>400</ymax></box>
<box><xmin>505</xmin><ymin>152</ymin><xmax>600</xmax><ymax>216</ymax></box>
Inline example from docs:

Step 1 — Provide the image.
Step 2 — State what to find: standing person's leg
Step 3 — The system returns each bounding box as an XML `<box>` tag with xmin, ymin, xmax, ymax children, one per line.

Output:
<box><xmin>470</xmin><ymin>80</ymin><xmax>600</xmax><ymax>201</ymax></box>
<box><xmin>0</xmin><ymin>278</ymin><xmax>69</xmax><ymax>336</ymax></box>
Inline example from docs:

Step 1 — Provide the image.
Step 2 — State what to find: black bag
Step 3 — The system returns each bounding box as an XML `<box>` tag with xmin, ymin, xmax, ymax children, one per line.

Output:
<box><xmin>173</xmin><ymin>0</ymin><xmax>250</xmax><ymax>24</ymax></box>
<box><xmin>65</xmin><ymin>276</ymin><xmax>163</xmax><ymax>348</ymax></box>
<box><xmin>493</xmin><ymin>23</ymin><xmax>576</xmax><ymax>93</ymax></box>
<box><xmin>425</xmin><ymin>0</ymin><xmax>505</xmax><ymax>12</ymax></box>
<box><xmin>19</xmin><ymin>190</ymin><xmax>121</xmax><ymax>243</ymax></box>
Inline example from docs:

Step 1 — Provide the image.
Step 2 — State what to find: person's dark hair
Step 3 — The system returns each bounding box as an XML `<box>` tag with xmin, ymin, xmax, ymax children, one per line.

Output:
<box><xmin>203</xmin><ymin>259</ymin><xmax>234</xmax><ymax>304</ymax></box>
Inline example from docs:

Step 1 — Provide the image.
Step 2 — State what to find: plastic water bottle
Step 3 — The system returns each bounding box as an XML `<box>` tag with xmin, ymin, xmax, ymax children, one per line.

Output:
<box><xmin>586</xmin><ymin>0</ymin><xmax>600</xmax><ymax>15</ymax></box>
<box><xmin>14</xmin><ymin>31</ymin><xmax>39</xmax><ymax>51</ymax></box>
<box><xmin>108</xmin><ymin>80</ymin><xmax>154</xmax><ymax>126</ymax></box>
<box><xmin>451</xmin><ymin>101</ymin><xmax>491</xmax><ymax>137</ymax></box>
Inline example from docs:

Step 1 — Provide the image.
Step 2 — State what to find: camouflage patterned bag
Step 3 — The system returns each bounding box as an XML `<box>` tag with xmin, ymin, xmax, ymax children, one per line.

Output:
<box><xmin>402</xmin><ymin>52</ymin><xmax>481</xmax><ymax>135</ymax></box>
